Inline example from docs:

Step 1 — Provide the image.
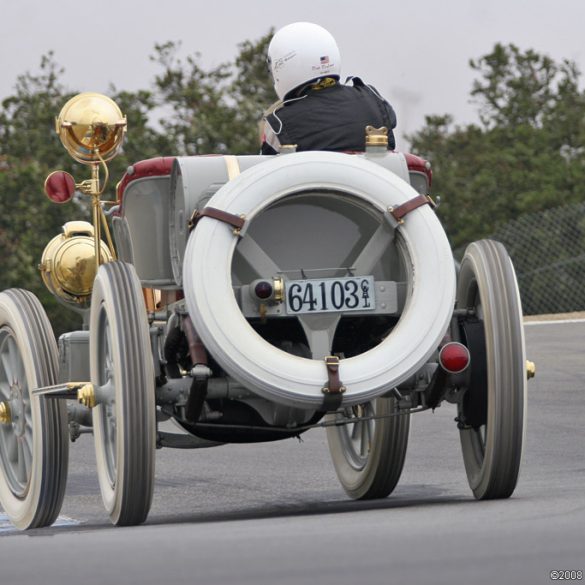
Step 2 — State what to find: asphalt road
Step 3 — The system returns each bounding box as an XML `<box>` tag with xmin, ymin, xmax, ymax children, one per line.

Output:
<box><xmin>1</xmin><ymin>320</ymin><xmax>584</xmax><ymax>585</ymax></box>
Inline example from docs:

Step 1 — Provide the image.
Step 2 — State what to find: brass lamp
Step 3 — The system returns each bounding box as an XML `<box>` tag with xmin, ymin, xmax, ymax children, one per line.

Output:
<box><xmin>41</xmin><ymin>93</ymin><xmax>125</xmax><ymax>308</ymax></box>
<box><xmin>56</xmin><ymin>92</ymin><xmax>126</xmax><ymax>164</ymax></box>
<box><xmin>40</xmin><ymin>221</ymin><xmax>113</xmax><ymax>308</ymax></box>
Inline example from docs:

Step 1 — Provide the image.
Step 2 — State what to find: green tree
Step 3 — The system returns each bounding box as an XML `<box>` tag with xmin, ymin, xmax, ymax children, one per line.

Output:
<box><xmin>150</xmin><ymin>40</ymin><xmax>235</xmax><ymax>155</ymax></box>
<box><xmin>150</xmin><ymin>32</ymin><xmax>274</xmax><ymax>156</ymax></box>
<box><xmin>0</xmin><ymin>32</ymin><xmax>275</xmax><ymax>335</ymax></box>
<box><xmin>108</xmin><ymin>88</ymin><xmax>176</xmax><ymax>172</ymax></box>
<box><xmin>469</xmin><ymin>43</ymin><xmax>560</xmax><ymax>128</ymax></box>
<box><xmin>409</xmin><ymin>43</ymin><xmax>585</xmax><ymax>251</ymax></box>
<box><xmin>228</xmin><ymin>30</ymin><xmax>275</xmax><ymax>153</ymax></box>
<box><xmin>0</xmin><ymin>53</ymin><xmax>82</xmax><ymax>333</ymax></box>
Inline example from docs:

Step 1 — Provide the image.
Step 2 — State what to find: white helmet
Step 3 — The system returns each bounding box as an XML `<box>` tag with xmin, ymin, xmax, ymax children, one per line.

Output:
<box><xmin>267</xmin><ymin>22</ymin><xmax>341</xmax><ymax>100</ymax></box>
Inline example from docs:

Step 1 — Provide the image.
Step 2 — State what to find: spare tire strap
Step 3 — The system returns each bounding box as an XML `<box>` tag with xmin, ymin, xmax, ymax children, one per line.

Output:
<box><xmin>188</xmin><ymin>207</ymin><xmax>246</xmax><ymax>235</ymax></box>
<box><xmin>389</xmin><ymin>194</ymin><xmax>435</xmax><ymax>225</ymax></box>
<box><xmin>321</xmin><ymin>356</ymin><xmax>346</xmax><ymax>411</ymax></box>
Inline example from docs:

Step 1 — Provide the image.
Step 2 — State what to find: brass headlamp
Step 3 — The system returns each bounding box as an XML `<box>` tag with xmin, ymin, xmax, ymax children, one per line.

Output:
<box><xmin>40</xmin><ymin>221</ymin><xmax>113</xmax><ymax>309</ymax></box>
<box><xmin>42</xmin><ymin>92</ymin><xmax>126</xmax><ymax>308</ymax></box>
<box><xmin>55</xmin><ymin>92</ymin><xmax>126</xmax><ymax>164</ymax></box>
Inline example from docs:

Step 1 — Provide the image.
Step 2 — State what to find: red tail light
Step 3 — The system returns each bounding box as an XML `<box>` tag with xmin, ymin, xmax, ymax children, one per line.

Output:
<box><xmin>439</xmin><ymin>342</ymin><xmax>470</xmax><ymax>374</ymax></box>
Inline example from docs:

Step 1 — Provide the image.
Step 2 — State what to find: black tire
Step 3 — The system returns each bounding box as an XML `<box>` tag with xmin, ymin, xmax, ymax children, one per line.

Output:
<box><xmin>90</xmin><ymin>262</ymin><xmax>155</xmax><ymax>525</ymax></box>
<box><xmin>0</xmin><ymin>289</ymin><xmax>68</xmax><ymax>529</ymax></box>
<box><xmin>326</xmin><ymin>397</ymin><xmax>410</xmax><ymax>499</ymax></box>
<box><xmin>456</xmin><ymin>240</ymin><xmax>526</xmax><ymax>500</ymax></box>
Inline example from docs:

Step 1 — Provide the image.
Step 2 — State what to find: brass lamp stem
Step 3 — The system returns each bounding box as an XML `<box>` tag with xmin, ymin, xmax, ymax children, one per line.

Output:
<box><xmin>100</xmin><ymin>205</ymin><xmax>117</xmax><ymax>261</ymax></box>
<box><xmin>96</xmin><ymin>150</ymin><xmax>110</xmax><ymax>196</ymax></box>
<box><xmin>89</xmin><ymin>161</ymin><xmax>102</xmax><ymax>273</ymax></box>
<box><xmin>90</xmin><ymin>158</ymin><xmax>99</xmax><ymax>194</ymax></box>
<box><xmin>92</xmin><ymin>197</ymin><xmax>102</xmax><ymax>273</ymax></box>
<box><xmin>89</xmin><ymin>152</ymin><xmax>117</xmax><ymax>270</ymax></box>
<box><xmin>95</xmin><ymin>151</ymin><xmax>117</xmax><ymax>260</ymax></box>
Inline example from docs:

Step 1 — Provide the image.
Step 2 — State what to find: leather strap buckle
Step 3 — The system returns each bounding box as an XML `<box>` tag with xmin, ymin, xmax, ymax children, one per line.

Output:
<box><xmin>388</xmin><ymin>194</ymin><xmax>436</xmax><ymax>226</ymax></box>
<box><xmin>188</xmin><ymin>206</ymin><xmax>246</xmax><ymax>236</ymax></box>
<box><xmin>321</xmin><ymin>355</ymin><xmax>346</xmax><ymax>412</ymax></box>
<box><xmin>322</xmin><ymin>355</ymin><xmax>346</xmax><ymax>395</ymax></box>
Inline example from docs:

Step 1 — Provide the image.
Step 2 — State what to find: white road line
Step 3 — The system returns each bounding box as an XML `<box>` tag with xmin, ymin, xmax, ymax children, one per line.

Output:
<box><xmin>524</xmin><ymin>319</ymin><xmax>585</xmax><ymax>326</ymax></box>
<box><xmin>0</xmin><ymin>513</ymin><xmax>81</xmax><ymax>533</ymax></box>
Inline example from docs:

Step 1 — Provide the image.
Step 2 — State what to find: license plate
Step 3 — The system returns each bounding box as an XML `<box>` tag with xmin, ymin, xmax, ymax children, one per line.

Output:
<box><xmin>285</xmin><ymin>276</ymin><xmax>376</xmax><ymax>315</ymax></box>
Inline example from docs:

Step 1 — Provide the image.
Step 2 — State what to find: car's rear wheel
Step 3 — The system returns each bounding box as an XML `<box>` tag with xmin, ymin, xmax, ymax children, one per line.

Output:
<box><xmin>456</xmin><ymin>240</ymin><xmax>526</xmax><ymax>499</ymax></box>
<box><xmin>326</xmin><ymin>397</ymin><xmax>409</xmax><ymax>499</ymax></box>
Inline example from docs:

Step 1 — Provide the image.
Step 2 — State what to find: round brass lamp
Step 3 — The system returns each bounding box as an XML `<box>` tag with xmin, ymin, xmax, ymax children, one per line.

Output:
<box><xmin>55</xmin><ymin>92</ymin><xmax>127</xmax><ymax>164</ymax></box>
<box><xmin>40</xmin><ymin>221</ymin><xmax>113</xmax><ymax>307</ymax></box>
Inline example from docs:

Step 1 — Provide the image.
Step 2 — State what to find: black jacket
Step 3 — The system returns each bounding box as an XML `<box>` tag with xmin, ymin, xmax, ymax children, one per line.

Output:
<box><xmin>262</xmin><ymin>78</ymin><xmax>396</xmax><ymax>154</ymax></box>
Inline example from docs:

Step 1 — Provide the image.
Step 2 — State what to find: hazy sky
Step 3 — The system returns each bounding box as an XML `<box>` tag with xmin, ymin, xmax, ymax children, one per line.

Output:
<box><xmin>1</xmin><ymin>0</ymin><xmax>584</xmax><ymax>145</ymax></box>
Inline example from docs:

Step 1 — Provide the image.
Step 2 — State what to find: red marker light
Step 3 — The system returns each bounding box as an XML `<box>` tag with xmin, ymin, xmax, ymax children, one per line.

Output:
<box><xmin>44</xmin><ymin>171</ymin><xmax>76</xmax><ymax>204</ymax></box>
<box><xmin>254</xmin><ymin>281</ymin><xmax>273</xmax><ymax>300</ymax></box>
<box><xmin>439</xmin><ymin>342</ymin><xmax>470</xmax><ymax>374</ymax></box>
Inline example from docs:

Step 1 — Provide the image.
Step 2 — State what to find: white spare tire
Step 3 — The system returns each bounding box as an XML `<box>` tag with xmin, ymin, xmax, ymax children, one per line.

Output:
<box><xmin>183</xmin><ymin>151</ymin><xmax>455</xmax><ymax>408</ymax></box>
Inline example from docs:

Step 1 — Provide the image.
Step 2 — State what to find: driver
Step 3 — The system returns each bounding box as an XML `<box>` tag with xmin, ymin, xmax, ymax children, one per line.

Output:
<box><xmin>261</xmin><ymin>22</ymin><xmax>397</xmax><ymax>154</ymax></box>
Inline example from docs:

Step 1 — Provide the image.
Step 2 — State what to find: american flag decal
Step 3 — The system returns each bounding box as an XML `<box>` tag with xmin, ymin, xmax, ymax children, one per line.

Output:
<box><xmin>320</xmin><ymin>55</ymin><xmax>329</xmax><ymax>64</ymax></box>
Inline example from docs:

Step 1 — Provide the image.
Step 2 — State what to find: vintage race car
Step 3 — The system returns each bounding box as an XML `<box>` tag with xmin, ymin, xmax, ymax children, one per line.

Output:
<box><xmin>0</xmin><ymin>93</ymin><xmax>532</xmax><ymax>529</ymax></box>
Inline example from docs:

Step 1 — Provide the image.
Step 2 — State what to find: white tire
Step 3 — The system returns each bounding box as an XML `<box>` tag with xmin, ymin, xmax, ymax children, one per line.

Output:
<box><xmin>0</xmin><ymin>289</ymin><xmax>68</xmax><ymax>529</ymax></box>
<box><xmin>91</xmin><ymin>262</ymin><xmax>156</xmax><ymax>525</ymax></box>
<box><xmin>457</xmin><ymin>240</ymin><xmax>527</xmax><ymax>499</ymax></box>
<box><xmin>326</xmin><ymin>397</ymin><xmax>410</xmax><ymax>499</ymax></box>
<box><xmin>184</xmin><ymin>151</ymin><xmax>455</xmax><ymax>408</ymax></box>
